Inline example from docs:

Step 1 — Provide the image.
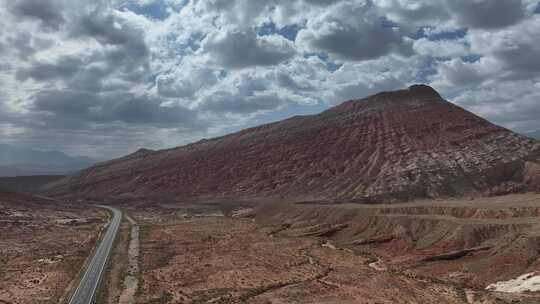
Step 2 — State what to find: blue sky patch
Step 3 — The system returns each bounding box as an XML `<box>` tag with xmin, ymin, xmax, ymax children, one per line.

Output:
<box><xmin>380</xmin><ymin>17</ymin><xmax>399</xmax><ymax>28</ymax></box>
<box><xmin>121</xmin><ymin>1</ymin><xmax>170</xmax><ymax>20</ymax></box>
<box><xmin>256</xmin><ymin>22</ymin><xmax>302</xmax><ymax>41</ymax></box>
<box><xmin>461</xmin><ymin>54</ymin><xmax>482</xmax><ymax>63</ymax></box>
<box><xmin>304</xmin><ymin>53</ymin><xmax>343</xmax><ymax>72</ymax></box>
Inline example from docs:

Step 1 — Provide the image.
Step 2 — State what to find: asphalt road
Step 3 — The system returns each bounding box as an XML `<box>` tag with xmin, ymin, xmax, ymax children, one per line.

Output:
<box><xmin>68</xmin><ymin>205</ymin><xmax>122</xmax><ymax>304</ymax></box>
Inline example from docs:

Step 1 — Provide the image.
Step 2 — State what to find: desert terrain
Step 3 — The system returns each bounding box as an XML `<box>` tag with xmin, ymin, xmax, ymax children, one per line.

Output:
<box><xmin>0</xmin><ymin>191</ymin><xmax>107</xmax><ymax>304</ymax></box>
<box><xmin>6</xmin><ymin>86</ymin><xmax>539</xmax><ymax>304</ymax></box>
<box><xmin>95</xmin><ymin>194</ymin><xmax>540</xmax><ymax>303</ymax></box>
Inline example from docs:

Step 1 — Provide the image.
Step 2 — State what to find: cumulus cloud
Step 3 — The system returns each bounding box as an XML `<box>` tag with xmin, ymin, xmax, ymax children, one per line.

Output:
<box><xmin>297</xmin><ymin>1</ymin><xmax>412</xmax><ymax>61</ymax></box>
<box><xmin>0</xmin><ymin>0</ymin><xmax>538</xmax><ymax>158</ymax></box>
<box><xmin>445</xmin><ymin>0</ymin><xmax>526</xmax><ymax>29</ymax></box>
<box><xmin>202</xmin><ymin>28</ymin><xmax>296</xmax><ymax>69</ymax></box>
<box><xmin>7</xmin><ymin>0</ymin><xmax>66</xmax><ymax>31</ymax></box>
<box><xmin>374</xmin><ymin>0</ymin><xmax>527</xmax><ymax>30</ymax></box>
<box><xmin>412</xmin><ymin>38</ymin><xmax>469</xmax><ymax>58</ymax></box>
<box><xmin>198</xmin><ymin>91</ymin><xmax>287</xmax><ymax>115</ymax></box>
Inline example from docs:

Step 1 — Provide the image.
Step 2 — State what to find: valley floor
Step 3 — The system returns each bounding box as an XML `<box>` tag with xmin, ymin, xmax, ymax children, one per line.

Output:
<box><xmin>0</xmin><ymin>193</ymin><xmax>106</xmax><ymax>304</ymax></box>
<box><xmin>123</xmin><ymin>193</ymin><xmax>540</xmax><ymax>303</ymax></box>
<box><xmin>5</xmin><ymin>193</ymin><xmax>540</xmax><ymax>303</ymax></box>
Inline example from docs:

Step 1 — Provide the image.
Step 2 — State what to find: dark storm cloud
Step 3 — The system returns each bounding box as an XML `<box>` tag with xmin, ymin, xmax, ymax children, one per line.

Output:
<box><xmin>8</xmin><ymin>0</ymin><xmax>65</xmax><ymax>30</ymax></box>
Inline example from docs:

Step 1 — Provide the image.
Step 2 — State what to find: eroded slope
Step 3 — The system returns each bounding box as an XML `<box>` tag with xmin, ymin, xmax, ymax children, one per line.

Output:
<box><xmin>48</xmin><ymin>85</ymin><xmax>540</xmax><ymax>202</ymax></box>
<box><xmin>257</xmin><ymin>194</ymin><xmax>540</xmax><ymax>291</ymax></box>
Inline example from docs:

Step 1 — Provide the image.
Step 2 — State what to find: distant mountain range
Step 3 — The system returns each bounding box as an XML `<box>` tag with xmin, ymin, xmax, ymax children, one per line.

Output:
<box><xmin>0</xmin><ymin>144</ymin><xmax>99</xmax><ymax>177</ymax></box>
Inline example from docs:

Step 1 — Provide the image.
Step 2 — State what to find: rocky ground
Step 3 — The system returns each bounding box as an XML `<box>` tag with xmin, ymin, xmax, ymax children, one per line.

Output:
<box><xmin>128</xmin><ymin>194</ymin><xmax>540</xmax><ymax>304</ymax></box>
<box><xmin>0</xmin><ymin>191</ymin><xmax>106</xmax><ymax>304</ymax></box>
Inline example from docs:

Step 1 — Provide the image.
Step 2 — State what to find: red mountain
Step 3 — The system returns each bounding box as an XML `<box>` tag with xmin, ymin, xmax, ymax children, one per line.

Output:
<box><xmin>47</xmin><ymin>85</ymin><xmax>540</xmax><ymax>202</ymax></box>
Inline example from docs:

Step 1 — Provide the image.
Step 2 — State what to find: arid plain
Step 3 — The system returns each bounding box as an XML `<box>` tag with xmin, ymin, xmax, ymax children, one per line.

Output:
<box><xmin>80</xmin><ymin>194</ymin><xmax>540</xmax><ymax>304</ymax></box>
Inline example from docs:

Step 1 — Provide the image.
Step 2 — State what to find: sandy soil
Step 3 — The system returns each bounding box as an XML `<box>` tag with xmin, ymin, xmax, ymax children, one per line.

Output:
<box><xmin>0</xmin><ymin>192</ymin><xmax>105</xmax><ymax>304</ymax></box>
<box><xmin>127</xmin><ymin>193</ymin><xmax>540</xmax><ymax>303</ymax></box>
<box><xmin>133</xmin><ymin>216</ymin><xmax>505</xmax><ymax>303</ymax></box>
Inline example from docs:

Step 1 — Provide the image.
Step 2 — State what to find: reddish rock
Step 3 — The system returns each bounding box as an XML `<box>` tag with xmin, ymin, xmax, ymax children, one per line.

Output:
<box><xmin>47</xmin><ymin>85</ymin><xmax>540</xmax><ymax>202</ymax></box>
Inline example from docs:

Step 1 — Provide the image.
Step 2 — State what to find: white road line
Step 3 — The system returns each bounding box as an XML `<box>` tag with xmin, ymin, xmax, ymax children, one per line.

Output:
<box><xmin>68</xmin><ymin>205</ymin><xmax>122</xmax><ymax>304</ymax></box>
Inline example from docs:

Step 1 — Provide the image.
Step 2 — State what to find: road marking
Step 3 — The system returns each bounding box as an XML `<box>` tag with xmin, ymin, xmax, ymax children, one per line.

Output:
<box><xmin>68</xmin><ymin>205</ymin><xmax>122</xmax><ymax>304</ymax></box>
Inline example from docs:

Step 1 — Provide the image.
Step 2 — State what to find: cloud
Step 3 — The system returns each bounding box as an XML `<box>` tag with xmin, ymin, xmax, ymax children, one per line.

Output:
<box><xmin>30</xmin><ymin>89</ymin><xmax>202</xmax><ymax>127</ymax></box>
<box><xmin>470</xmin><ymin>15</ymin><xmax>540</xmax><ymax>80</ymax></box>
<box><xmin>431</xmin><ymin>58</ymin><xmax>493</xmax><ymax>90</ymax></box>
<box><xmin>297</xmin><ymin>1</ymin><xmax>412</xmax><ymax>61</ymax></box>
<box><xmin>157</xmin><ymin>65</ymin><xmax>220</xmax><ymax>98</ymax></box>
<box><xmin>374</xmin><ymin>0</ymin><xmax>527</xmax><ymax>30</ymax></box>
<box><xmin>412</xmin><ymin>38</ymin><xmax>469</xmax><ymax>58</ymax></box>
<box><xmin>202</xmin><ymin>28</ymin><xmax>296</xmax><ymax>69</ymax></box>
<box><xmin>303</xmin><ymin>0</ymin><xmax>340</xmax><ymax>6</ymax></box>
<box><xmin>451</xmin><ymin>81</ymin><xmax>540</xmax><ymax>133</ymax></box>
<box><xmin>0</xmin><ymin>0</ymin><xmax>538</xmax><ymax>158</ymax></box>
<box><xmin>7</xmin><ymin>0</ymin><xmax>65</xmax><ymax>30</ymax></box>
<box><xmin>198</xmin><ymin>91</ymin><xmax>287</xmax><ymax>114</ymax></box>
<box><xmin>373</xmin><ymin>0</ymin><xmax>451</xmax><ymax>29</ymax></box>
<box><xmin>16</xmin><ymin>56</ymin><xmax>84</xmax><ymax>81</ymax></box>
<box><xmin>445</xmin><ymin>0</ymin><xmax>526</xmax><ymax>29</ymax></box>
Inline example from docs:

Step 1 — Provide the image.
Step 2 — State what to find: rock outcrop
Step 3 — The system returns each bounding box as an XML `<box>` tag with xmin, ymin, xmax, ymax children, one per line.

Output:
<box><xmin>47</xmin><ymin>85</ymin><xmax>540</xmax><ymax>202</ymax></box>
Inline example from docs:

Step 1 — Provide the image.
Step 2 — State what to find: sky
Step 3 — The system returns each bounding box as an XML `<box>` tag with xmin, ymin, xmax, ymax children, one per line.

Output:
<box><xmin>0</xmin><ymin>0</ymin><xmax>539</xmax><ymax>159</ymax></box>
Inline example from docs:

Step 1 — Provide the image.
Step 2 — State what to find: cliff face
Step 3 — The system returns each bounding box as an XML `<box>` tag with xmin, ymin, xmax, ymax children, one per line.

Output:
<box><xmin>48</xmin><ymin>85</ymin><xmax>540</xmax><ymax>202</ymax></box>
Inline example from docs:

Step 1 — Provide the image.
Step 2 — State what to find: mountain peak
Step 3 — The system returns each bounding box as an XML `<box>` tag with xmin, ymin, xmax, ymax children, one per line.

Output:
<box><xmin>331</xmin><ymin>84</ymin><xmax>443</xmax><ymax>115</ymax></box>
<box><xmin>47</xmin><ymin>86</ymin><xmax>540</xmax><ymax>202</ymax></box>
<box><xmin>368</xmin><ymin>84</ymin><xmax>442</xmax><ymax>102</ymax></box>
<box><xmin>407</xmin><ymin>84</ymin><xmax>441</xmax><ymax>98</ymax></box>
